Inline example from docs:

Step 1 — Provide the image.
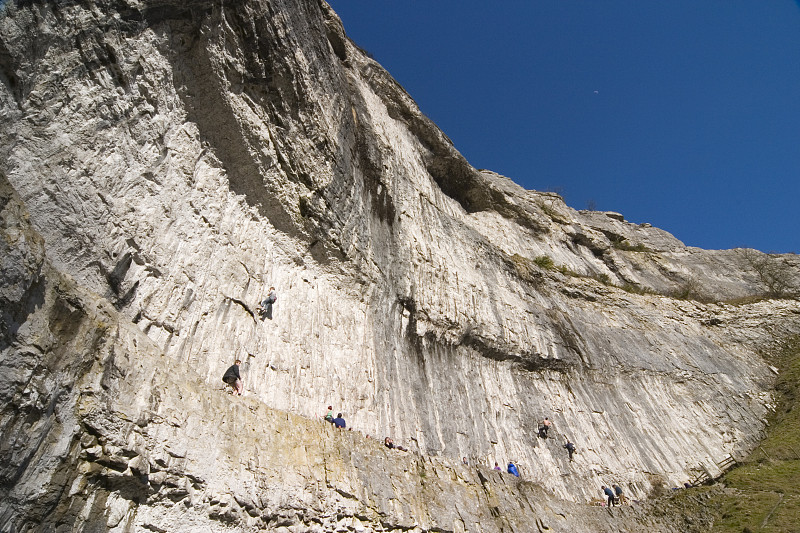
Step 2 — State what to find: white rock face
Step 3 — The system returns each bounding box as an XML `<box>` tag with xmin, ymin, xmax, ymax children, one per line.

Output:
<box><xmin>0</xmin><ymin>199</ymin><xmax>718</xmax><ymax>532</ymax></box>
<box><xmin>1</xmin><ymin>1</ymin><xmax>799</xmax><ymax>531</ymax></box>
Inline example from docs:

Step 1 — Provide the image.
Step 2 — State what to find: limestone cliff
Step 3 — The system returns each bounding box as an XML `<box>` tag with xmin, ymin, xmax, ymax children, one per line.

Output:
<box><xmin>1</xmin><ymin>1</ymin><xmax>799</xmax><ymax>531</ymax></box>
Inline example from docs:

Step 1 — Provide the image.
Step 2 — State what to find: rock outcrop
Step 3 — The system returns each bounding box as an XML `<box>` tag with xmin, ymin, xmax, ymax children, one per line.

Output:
<box><xmin>1</xmin><ymin>1</ymin><xmax>799</xmax><ymax>531</ymax></box>
<box><xmin>0</xmin><ymin>197</ymin><xmax>716</xmax><ymax>531</ymax></box>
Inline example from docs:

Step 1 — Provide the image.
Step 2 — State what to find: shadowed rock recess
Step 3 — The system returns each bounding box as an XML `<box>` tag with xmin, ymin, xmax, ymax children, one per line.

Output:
<box><xmin>1</xmin><ymin>1</ymin><xmax>799</xmax><ymax>531</ymax></box>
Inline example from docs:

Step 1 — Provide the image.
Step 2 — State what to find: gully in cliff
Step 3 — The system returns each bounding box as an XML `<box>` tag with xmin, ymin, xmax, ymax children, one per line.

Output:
<box><xmin>222</xmin><ymin>360</ymin><xmax>244</xmax><ymax>396</ymax></box>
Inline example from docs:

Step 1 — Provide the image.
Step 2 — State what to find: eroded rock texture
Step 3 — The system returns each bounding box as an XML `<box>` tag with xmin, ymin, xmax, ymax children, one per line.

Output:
<box><xmin>1</xmin><ymin>0</ymin><xmax>799</xmax><ymax>531</ymax></box>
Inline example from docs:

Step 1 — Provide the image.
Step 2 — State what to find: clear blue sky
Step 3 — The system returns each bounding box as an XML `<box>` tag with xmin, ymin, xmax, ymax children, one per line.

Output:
<box><xmin>328</xmin><ymin>1</ymin><xmax>800</xmax><ymax>253</ymax></box>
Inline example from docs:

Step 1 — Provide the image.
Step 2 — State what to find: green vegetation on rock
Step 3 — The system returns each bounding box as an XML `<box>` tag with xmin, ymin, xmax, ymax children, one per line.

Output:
<box><xmin>533</xmin><ymin>255</ymin><xmax>555</xmax><ymax>270</ymax></box>
<box><xmin>671</xmin><ymin>335</ymin><xmax>800</xmax><ymax>532</ymax></box>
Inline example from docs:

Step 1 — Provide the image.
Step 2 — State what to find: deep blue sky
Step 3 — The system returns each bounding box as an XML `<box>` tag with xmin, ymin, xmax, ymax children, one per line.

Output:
<box><xmin>328</xmin><ymin>1</ymin><xmax>800</xmax><ymax>253</ymax></box>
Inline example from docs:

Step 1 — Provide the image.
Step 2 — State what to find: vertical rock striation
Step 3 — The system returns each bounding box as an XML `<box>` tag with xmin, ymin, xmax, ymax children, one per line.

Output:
<box><xmin>1</xmin><ymin>0</ymin><xmax>799</xmax><ymax>530</ymax></box>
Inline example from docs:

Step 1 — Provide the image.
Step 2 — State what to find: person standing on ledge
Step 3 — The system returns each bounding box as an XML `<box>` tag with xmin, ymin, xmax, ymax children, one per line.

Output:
<box><xmin>602</xmin><ymin>485</ymin><xmax>616</xmax><ymax>507</ymax></box>
<box><xmin>222</xmin><ymin>360</ymin><xmax>243</xmax><ymax>396</ymax></box>
<box><xmin>613</xmin><ymin>484</ymin><xmax>627</xmax><ymax>505</ymax></box>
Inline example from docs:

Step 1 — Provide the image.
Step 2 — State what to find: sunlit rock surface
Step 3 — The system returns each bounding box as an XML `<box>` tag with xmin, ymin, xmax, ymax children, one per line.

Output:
<box><xmin>1</xmin><ymin>1</ymin><xmax>799</xmax><ymax>531</ymax></box>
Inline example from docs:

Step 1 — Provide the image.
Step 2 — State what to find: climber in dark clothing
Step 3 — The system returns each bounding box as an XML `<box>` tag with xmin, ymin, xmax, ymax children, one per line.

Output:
<box><xmin>384</xmin><ymin>437</ymin><xmax>408</xmax><ymax>451</ymax></box>
<box><xmin>602</xmin><ymin>486</ymin><xmax>616</xmax><ymax>507</ymax></box>
<box><xmin>222</xmin><ymin>360</ymin><xmax>243</xmax><ymax>396</ymax></box>
<box><xmin>258</xmin><ymin>287</ymin><xmax>277</xmax><ymax>320</ymax></box>
<box><xmin>564</xmin><ymin>440</ymin><xmax>576</xmax><ymax>461</ymax></box>
<box><xmin>332</xmin><ymin>413</ymin><xmax>346</xmax><ymax>429</ymax></box>
<box><xmin>613</xmin><ymin>484</ymin><xmax>627</xmax><ymax>505</ymax></box>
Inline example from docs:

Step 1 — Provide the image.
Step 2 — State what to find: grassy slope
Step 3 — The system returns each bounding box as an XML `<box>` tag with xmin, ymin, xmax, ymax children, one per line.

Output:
<box><xmin>707</xmin><ymin>335</ymin><xmax>800</xmax><ymax>533</ymax></box>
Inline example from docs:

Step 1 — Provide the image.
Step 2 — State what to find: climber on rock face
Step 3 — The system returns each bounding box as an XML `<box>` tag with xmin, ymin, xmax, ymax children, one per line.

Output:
<box><xmin>222</xmin><ymin>360</ymin><xmax>243</xmax><ymax>396</ymax></box>
<box><xmin>494</xmin><ymin>462</ymin><xmax>502</xmax><ymax>471</ymax></box>
<box><xmin>507</xmin><ymin>462</ymin><xmax>520</xmax><ymax>477</ymax></box>
<box><xmin>538</xmin><ymin>417</ymin><xmax>552</xmax><ymax>438</ymax></box>
<box><xmin>325</xmin><ymin>406</ymin><xmax>334</xmax><ymax>423</ymax></box>
<box><xmin>258</xmin><ymin>287</ymin><xmax>277</xmax><ymax>320</ymax></box>
<box><xmin>332</xmin><ymin>413</ymin><xmax>346</xmax><ymax>429</ymax></box>
<box><xmin>563</xmin><ymin>439</ymin><xmax>576</xmax><ymax>461</ymax></box>
<box><xmin>602</xmin><ymin>486</ymin><xmax>616</xmax><ymax>507</ymax></box>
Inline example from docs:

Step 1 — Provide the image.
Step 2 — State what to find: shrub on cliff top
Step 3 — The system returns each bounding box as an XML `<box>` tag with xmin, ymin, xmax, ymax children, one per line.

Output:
<box><xmin>738</xmin><ymin>248</ymin><xmax>799</xmax><ymax>299</ymax></box>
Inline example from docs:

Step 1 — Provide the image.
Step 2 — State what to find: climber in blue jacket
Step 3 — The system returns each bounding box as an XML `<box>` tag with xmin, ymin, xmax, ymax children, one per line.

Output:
<box><xmin>602</xmin><ymin>485</ymin><xmax>616</xmax><ymax>507</ymax></box>
<box><xmin>332</xmin><ymin>413</ymin><xmax>346</xmax><ymax>429</ymax></box>
<box><xmin>507</xmin><ymin>462</ymin><xmax>519</xmax><ymax>477</ymax></box>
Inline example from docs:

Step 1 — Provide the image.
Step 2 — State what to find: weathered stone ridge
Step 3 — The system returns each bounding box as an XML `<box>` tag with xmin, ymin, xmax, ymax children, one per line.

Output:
<box><xmin>1</xmin><ymin>0</ymin><xmax>799</xmax><ymax>531</ymax></box>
